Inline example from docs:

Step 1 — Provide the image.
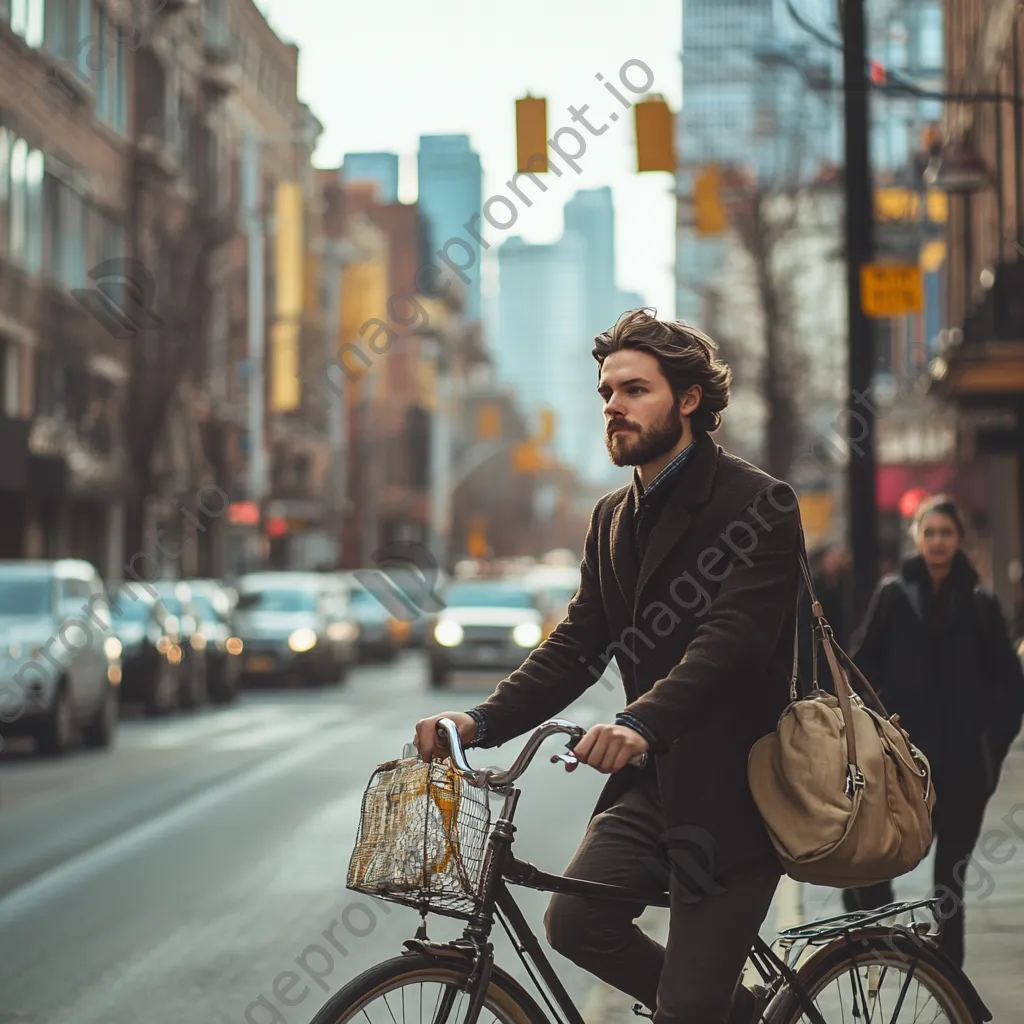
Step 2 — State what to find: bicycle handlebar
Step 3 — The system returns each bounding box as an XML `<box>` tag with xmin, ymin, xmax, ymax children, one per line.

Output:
<box><xmin>435</xmin><ymin>717</ymin><xmax>648</xmax><ymax>790</ymax></box>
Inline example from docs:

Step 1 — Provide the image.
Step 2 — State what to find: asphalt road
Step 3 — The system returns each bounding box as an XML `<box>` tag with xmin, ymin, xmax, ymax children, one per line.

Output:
<box><xmin>6</xmin><ymin>651</ymin><xmax>1014</xmax><ymax>1024</ymax></box>
<box><xmin>0</xmin><ymin>653</ymin><xmax>627</xmax><ymax>1024</ymax></box>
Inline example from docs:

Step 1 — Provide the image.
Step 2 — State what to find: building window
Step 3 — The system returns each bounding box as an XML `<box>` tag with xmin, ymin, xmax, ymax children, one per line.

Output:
<box><xmin>8</xmin><ymin>137</ymin><xmax>28</xmax><ymax>263</ymax></box>
<box><xmin>10</xmin><ymin>0</ymin><xmax>44</xmax><ymax>47</ymax></box>
<box><xmin>4</xmin><ymin>341</ymin><xmax>21</xmax><ymax>417</ymax></box>
<box><xmin>24</xmin><ymin>149</ymin><xmax>43</xmax><ymax>273</ymax></box>
<box><xmin>95</xmin><ymin>7</ymin><xmax>127</xmax><ymax>134</ymax></box>
<box><xmin>44</xmin><ymin>176</ymin><xmax>87</xmax><ymax>290</ymax></box>
<box><xmin>0</xmin><ymin>127</ymin><xmax>9</xmax><ymax>253</ymax></box>
<box><xmin>917</xmin><ymin>4</ymin><xmax>943</xmax><ymax>75</ymax></box>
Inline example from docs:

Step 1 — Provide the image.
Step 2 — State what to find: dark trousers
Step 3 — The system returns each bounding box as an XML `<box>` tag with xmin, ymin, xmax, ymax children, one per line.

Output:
<box><xmin>544</xmin><ymin>775</ymin><xmax>780</xmax><ymax>1024</ymax></box>
<box><xmin>842</xmin><ymin>773</ymin><xmax>989</xmax><ymax>968</ymax></box>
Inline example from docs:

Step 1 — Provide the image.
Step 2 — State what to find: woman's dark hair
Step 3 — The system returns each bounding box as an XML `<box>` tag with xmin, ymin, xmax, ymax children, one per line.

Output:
<box><xmin>912</xmin><ymin>494</ymin><xmax>966</xmax><ymax>539</ymax></box>
<box><xmin>592</xmin><ymin>307</ymin><xmax>732</xmax><ymax>434</ymax></box>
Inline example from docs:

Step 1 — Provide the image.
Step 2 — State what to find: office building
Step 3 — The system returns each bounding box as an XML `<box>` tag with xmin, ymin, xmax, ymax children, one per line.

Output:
<box><xmin>341</xmin><ymin>151</ymin><xmax>400</xmax><ymax>204</ymax></box>
<box><xmin>417</xmin><ymin>134</ymin><xmax>483</xmax><ymax>322</ymax></box>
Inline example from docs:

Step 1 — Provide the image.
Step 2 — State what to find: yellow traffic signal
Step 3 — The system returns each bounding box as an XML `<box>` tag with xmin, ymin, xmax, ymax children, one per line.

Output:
<box><xmin>477</xmin><ymin>403</ymin><xmax>501</xmax><ymax>439</ymax></box>
<box><xmin>467</xmin><ymin>518</ymin><xmax>489</xmax><ymax>559</ymax></box>
<box><xmin>537</xmin><ymin>407</ymin><xmax>555</xmax><ymax>443</ymax></box>
<box><xmin>693</xmin><ymin>164</ymin><xmax>727</xmax><ymax>235</ymax></box>
<box><xmin>634</xmin><ymin>97</ymin><xmax>676</xmax><ymax>173</ymax></box>
<box><xmin>516</xmin><ymin>96</ymin><xmax>548</xmax><ymax>173</ymax></box>
<box><xmin>512</xmin><ymin>441</ymin><xmax>543</xmax><ymax>474</ymax></box>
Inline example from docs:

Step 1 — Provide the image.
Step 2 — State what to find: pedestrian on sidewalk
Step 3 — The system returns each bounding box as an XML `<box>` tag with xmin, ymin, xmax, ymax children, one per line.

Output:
<box><xmin>842</xmin><ymin>494</ymin><xmax>1024</xmax><ymax>967</ymax></box>
<box><xmin>415</xmin><ymin>308</ymin><xmax>802</xmax><ymax>1024</ymax></box>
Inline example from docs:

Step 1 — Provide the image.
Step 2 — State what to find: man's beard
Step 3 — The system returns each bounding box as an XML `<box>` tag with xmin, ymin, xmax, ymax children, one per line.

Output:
<box><xmin>605</xmin><ymin>407</ymin><xmax>683</xmax><ymax>467</ymax></box>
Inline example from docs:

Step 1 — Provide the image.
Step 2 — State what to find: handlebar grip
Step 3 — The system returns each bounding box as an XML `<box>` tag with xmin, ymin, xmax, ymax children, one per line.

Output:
<box><xmin>551</xmin><ymin>750</ymin><xmax>648</xmax><ymax>769</ymax></box>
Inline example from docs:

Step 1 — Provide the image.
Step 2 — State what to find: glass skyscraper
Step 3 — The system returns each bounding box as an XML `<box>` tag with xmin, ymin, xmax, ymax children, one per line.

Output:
<box><xmin>417</xmin><ymin>135</ymin><xmax>484</xmax><ymax>323</ymax></box>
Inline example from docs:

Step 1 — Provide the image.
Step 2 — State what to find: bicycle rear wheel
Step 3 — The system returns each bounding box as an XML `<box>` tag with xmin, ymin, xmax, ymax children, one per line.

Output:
<box><xmin>308</xmin><ymin>952</ymin><xmax>549</xmax><ymax>1024</ymax></box>
<box><xmin>766</xmin><ymin>933</ymin><xmax>977</xmax><ymax>1024</ymax></box>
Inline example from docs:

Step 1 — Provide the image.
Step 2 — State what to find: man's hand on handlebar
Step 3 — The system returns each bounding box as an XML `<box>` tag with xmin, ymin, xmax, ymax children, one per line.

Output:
<box><xmin>414</xmin><ymin>711</ymin><xmax>477</xmax><ymax>762</ymax></box>
<box><xmin>569</xmin><ymin>722</ymin><xmax>649</xmax><ymax>775</ymax></box>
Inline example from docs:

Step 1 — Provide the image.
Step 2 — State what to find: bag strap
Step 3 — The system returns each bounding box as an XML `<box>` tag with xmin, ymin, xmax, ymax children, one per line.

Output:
<box><xmin>792</xmin><ymin>524</ymin><xmax>865</xmax><ymax>779</ymax></box>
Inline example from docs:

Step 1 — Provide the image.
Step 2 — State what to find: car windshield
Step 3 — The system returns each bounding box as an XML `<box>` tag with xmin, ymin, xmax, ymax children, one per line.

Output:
<box><xmin>109</xmin><ymin>597</ymin><xmax>154</xmax><ymax>623</ymax></box>
<box><xmin>0</xmin><ymin>576</ymin><xmax>52</xmax><ymax>616</ymax></box>
<box><xmin>190</xmin><ymin>593</ymin><xmax>221</xmax><ymax>623</ymax></box>
<box><xmin>443</xmin><ymin>583</ymin><xmax>537</xmax><ymax>609</ymax></box>
<box><xmin>237</xmin><ymin>589</ymin><xmax>316</xmax><ymax>613</ymax></box>
<box><xmin>348</xmin><ymin>587</ymin><xmax>382</xmax><ymax>608</ymax></box>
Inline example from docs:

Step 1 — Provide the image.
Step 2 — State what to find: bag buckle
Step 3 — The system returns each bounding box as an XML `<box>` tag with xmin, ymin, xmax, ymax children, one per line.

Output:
<box><xmin>845</xmin><ymin>764</ymin><xmax>865</xmax><ymax>798</ymax></box>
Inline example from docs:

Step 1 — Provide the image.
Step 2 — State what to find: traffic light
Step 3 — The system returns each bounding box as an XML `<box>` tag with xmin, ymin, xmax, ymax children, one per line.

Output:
<box><xmin>477</xmin><ymin>403</ymin><xmax>501</xmax><ymax>439</ymax></box>
<box><xmin>693</xmin><ymin>164</ymin><xmax>727</xmax><ymax>235</ymax></box>
<box><xmin>516</xmin><ymin>96</ymin><xmax>548</xmax><ymax>173</ymax></box>
<box><xmin>537</xmin><ymin>407</ymin><xmax>555</xmax><ymax>443</ymax></box>
<box><xmin>512</xmin><ymin>440</ymin><xmax>547</xmax><ymax>474</ymax></box>
<box><xmin>467</xmin><ymin>518</ymin><xmax>489</xmax><ymax>559</ymax></box>
<box><xmin>634</xmin><ymin>96</ymin><xmax>676</xmax><ymax>173</ymax></box>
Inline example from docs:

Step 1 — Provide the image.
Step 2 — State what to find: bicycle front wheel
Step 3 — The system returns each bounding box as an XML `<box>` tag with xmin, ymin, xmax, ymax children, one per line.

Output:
<box><xmin>309</xmin><ymin>952</ymin><xmax>550</xmax><ymax>1024</ymax></box>
<box><xmin>766</xmin><ymin>932</ymin><xmax>978</xmax><ymax>1024</ymax></box>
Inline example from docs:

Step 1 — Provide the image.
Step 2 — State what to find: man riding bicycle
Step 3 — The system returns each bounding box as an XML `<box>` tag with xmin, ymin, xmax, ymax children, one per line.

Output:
<box><xmin>415</xmin><ymin>308</ymin><xmax>801</xmax><ymax>1024</ymax></box>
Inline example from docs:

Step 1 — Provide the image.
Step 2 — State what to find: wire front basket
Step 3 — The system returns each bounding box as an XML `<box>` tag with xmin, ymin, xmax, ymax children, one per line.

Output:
<box><xmin>347</xmin><ymin>755</ymin><xmax>492</xmax><ymax>914</ymax></box>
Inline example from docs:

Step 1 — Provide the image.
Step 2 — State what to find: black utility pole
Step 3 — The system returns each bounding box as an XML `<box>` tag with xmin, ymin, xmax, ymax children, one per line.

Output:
<box><xmin>842</xmin><ymin>0</ymin><xmax>879</xmax><ymax>625</ymax></box>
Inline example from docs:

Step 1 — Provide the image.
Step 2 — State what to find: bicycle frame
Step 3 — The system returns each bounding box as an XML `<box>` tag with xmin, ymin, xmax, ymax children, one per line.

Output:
<box><xmin>402</xmin><ymin>784</ymin><xmax>830</xmax><ymax>1024</ymax></box>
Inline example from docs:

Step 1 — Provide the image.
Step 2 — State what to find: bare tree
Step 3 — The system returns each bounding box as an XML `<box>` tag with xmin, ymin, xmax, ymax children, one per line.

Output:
<box><xmin>728</xmin><ymin>180</ymin><xmax>807</xmax><ymax>479</ymax></box>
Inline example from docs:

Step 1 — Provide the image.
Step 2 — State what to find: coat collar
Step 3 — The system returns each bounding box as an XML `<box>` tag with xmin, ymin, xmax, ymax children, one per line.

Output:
<box><xmin>609</xmin><ymin>433</ymin><xmax>720</xmax><ymax>608</ymax></box>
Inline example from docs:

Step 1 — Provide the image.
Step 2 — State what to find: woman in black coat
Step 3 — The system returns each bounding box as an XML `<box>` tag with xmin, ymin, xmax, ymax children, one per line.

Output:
<box><xmin>842</xmin><ymin>495</ymin><xmax>1024</xmax><ymax>967</ymax></box>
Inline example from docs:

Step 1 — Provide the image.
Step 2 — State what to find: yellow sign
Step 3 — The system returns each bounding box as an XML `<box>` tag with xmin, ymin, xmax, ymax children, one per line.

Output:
<box><xmin>860</xmin><ymin>263</ymin><xmax>924</xmax><ymax>317</ymax></box>
<box><xmin>516</xmin><ymin>96</ymin><xmax>548</xmax><ymax>173</ymax></box>
<box><xmin>271</xmin><ymin>181</ymin><xmax>304</xmax><ymax>412</ymax></box>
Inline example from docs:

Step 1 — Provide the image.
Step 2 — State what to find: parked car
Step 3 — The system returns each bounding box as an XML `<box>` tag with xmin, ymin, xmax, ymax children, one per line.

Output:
<box><xmin>233</xmin><ymin>572</ymin><xmax>355</xmax><ymax>687</ymax></box>
<box><xmin>145</xmin><ymin>580</ymin><xmax>208</xmax><ymax>709</ymax></box>
<box><xmin>187</xmin><ymin>578</ymin><xmax>243</xmax><ymax>704</ymax></box>
<box><xmin>527</xmin><ymin>565</ymin><xmax>582</xmax><ymax>639</ymax></box>
<box><xmin>338</xmin><ymin>573</ymin><xmax>404</xmax><ymax>663</ymax></box>
<box><xmin>0</xmin><ymin>559</ymin><xmax>120</xmax><ymax>754</ymax></box>
<box><xmin>424</xmin><ymin>577</ymin><xmax>550</xmax><ymax>688</ymax></box>
<box><xmin>107</xmin><ymin>581</ymin><xmax>184</xmax><ymax>715</ymax></box>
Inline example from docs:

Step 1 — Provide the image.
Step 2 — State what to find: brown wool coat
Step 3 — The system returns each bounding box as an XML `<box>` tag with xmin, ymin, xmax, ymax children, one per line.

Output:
<box><xmin>472</xmin><ymin>433</ymin><xmax>802</xmax><ymax>877</ymax></box>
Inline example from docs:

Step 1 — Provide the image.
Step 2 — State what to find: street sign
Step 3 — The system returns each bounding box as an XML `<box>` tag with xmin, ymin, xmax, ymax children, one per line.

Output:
<box><xmin>860</xmin><ymin>262</ymin><xmax>924</xmax><ymax>317</ymax></box>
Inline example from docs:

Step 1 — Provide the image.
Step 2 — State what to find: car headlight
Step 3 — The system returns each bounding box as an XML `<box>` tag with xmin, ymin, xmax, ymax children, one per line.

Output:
<box><xmin>433</xmin><ymin>620</ymin><xmax>464</xmax><ymax>647</ymax></box>
<box><xmin>512</xmin><ymin>622</ymin><xmax>543</xmax><ymax>648</ymax></box>
<box><xmin>103</xmin><ymin>637</ymin><xmax>123</xmax><ymax>660</ymax></box>
<box><xmin>288</xmin><ymin>628</ymin><xmax>318</xmax><ymax>653</ymax></box>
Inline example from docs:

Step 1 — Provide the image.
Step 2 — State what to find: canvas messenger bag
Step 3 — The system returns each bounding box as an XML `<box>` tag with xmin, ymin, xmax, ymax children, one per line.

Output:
<box><xmin>748</xmin><ymin>540</ymin><xmax>936</xmax><ymax>888</ymax></box>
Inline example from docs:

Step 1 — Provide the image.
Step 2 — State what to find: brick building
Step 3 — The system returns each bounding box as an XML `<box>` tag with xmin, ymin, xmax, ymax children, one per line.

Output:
<box><xmin>928</xmin><ymin>0</ymin><xmax>1024</xmax><ymax>623</ymax></box>
<box><xmin>0</xmin><ymin>2</ymin><xmax>136</xmax><ymax>575</ymax></box>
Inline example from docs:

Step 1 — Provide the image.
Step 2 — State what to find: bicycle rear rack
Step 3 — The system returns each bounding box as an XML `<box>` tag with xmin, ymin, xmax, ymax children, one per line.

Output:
<box><xmin>775</xmin><ymin>898</ymin><xmax>940</xmax><ymax>945</ymax></box>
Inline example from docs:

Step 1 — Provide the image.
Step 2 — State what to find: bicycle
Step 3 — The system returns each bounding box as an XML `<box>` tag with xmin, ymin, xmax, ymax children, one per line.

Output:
<box><xmin>317</xmin><ymin>718</ymin><xmax>992</xmax><ymax>1024</ymax></box>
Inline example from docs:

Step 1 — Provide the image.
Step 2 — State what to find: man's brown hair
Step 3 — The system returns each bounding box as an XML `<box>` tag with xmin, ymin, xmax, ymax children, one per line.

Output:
<box><xmin>592</xmin><ymin>307</ymin><xmax>732</xmax><ymax>434</ymax></box>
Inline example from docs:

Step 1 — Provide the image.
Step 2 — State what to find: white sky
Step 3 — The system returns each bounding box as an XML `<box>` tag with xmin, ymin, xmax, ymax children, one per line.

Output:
<box><xmin>257</xmin><ymin>0</ymin><xmax>683</xmax><ymax>323</ymax></box>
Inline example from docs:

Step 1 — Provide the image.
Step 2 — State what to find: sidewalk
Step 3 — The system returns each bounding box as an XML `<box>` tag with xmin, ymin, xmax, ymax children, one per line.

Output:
<box><xmin>582</xmin><ymin>736</ymin><xmax>1024</xmax><ymax>1022</ymax></box>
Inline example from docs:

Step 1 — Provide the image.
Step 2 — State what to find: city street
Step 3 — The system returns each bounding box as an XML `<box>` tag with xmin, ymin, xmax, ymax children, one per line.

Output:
<box><xmin>1</xmin><ymin>654</ymin><xmax>1022</xmax><ymax>1022</ymax></box>
<box><xmin>0</xmin><ymin>654</ymin><xmax>628</xmax><ymax>1024</ymax></box>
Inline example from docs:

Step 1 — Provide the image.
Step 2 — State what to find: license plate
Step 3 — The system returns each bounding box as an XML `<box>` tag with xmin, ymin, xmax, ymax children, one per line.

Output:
<box><xmin>245</xmin><ymin>655</ymin><xmax>275</xmax><ymax>672</ymax></box>
<box><xmin>474</xmin><ymin>645</ymin><xmax>500</xmax><ymax>661</ymax></box>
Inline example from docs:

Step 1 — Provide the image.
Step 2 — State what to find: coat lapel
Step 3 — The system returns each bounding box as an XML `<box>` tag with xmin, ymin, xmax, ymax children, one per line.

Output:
<box><xmin>609</xmin><ymin>486</ymin><xmax>639</xmax><ymax>609</ymax></box>
<box><xmin>635</xmin><ymin>435</ymin><xmax>720</xmax><ymax>604</ymax></box>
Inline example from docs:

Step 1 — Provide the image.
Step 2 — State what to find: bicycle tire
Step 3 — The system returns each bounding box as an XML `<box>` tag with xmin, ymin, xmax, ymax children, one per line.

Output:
<box><xmin>308</xmin><ymin>952</ymin><xmax>551</xmax><ymax>1024</ymax></box>
<box><xmin>765</xmin><ymin>931</ymin><xmax>977</xmax><ymax>1024</ymax></box>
